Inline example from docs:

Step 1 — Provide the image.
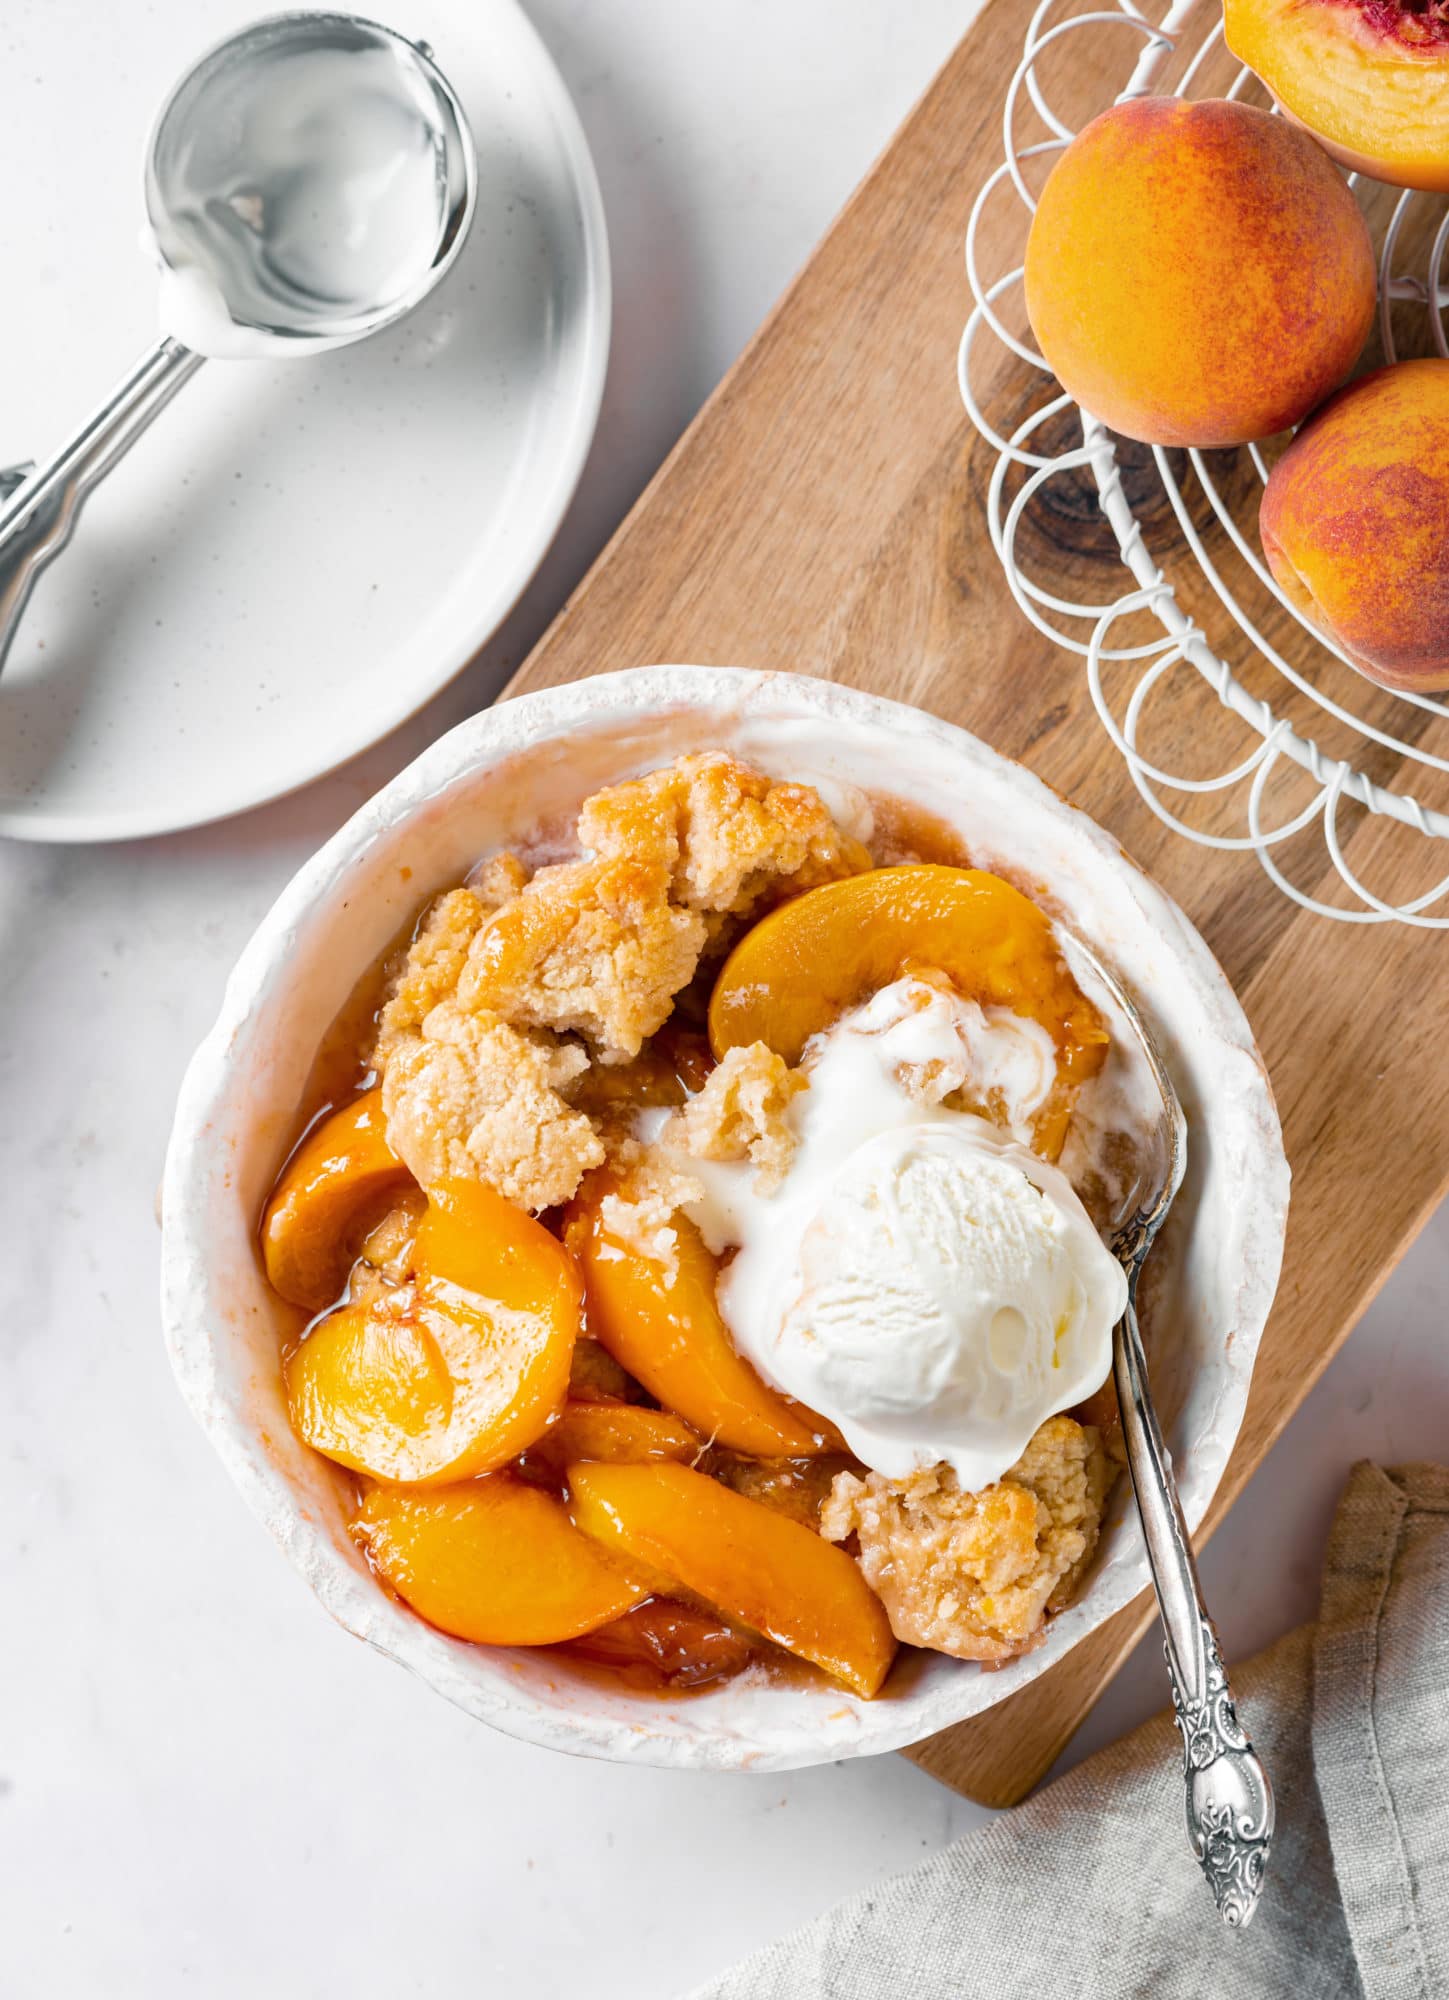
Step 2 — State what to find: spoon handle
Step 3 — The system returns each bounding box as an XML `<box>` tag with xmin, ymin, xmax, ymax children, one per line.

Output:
<box><xmin>0</xmin><ymin>336</ymin><xmax>203</xmax><ymax>676</ymax></box>
<box><xmin>1113</xmin><ymin>1282</ymin><xmax>1275</xmax><ymax>1927</ymax></box>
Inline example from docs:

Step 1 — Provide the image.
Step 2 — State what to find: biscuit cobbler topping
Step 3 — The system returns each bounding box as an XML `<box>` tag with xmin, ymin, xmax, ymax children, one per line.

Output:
<box><xmin>261</xmin><ymin>751</ymin><xmax>1130</xmax><ymax>1697</ymax></box>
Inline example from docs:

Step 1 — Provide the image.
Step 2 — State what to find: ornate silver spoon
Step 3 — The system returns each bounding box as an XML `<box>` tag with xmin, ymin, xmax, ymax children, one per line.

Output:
<box><xmin>1061</xmin><ymin>930</ymin><xmax>1274</xmax><ymax>1928</ymax></box>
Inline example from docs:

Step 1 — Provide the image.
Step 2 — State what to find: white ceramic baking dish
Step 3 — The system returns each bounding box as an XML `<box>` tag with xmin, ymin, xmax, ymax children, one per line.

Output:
<box><xmin>161</xmin><ymin>665</ymin><xmax>1288</xmax><ymax>1771</ymax></box>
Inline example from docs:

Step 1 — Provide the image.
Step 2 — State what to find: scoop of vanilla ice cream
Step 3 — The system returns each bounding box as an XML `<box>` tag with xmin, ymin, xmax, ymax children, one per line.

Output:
<box><xmin>774</xmin><ymin>1123</ymin><xmax>1123</xmax><ymax>1485</ymax></box>
<box><xmin>681</xmin><ymin>977</ymin><xmax>1127</xmax><ymax>1490</ymax></box>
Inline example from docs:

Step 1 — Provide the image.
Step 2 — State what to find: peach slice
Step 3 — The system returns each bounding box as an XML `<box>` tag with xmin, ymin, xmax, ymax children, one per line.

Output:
<box><xmin>1259</xmin><ymin>359</ymin><xmax>1449</xmax><ymax>694</ymax></box>
<box><xmin>564</xmin><ymin>1170</ymin><xmax>841</xmax><ymax>1457</ymax></box>
<box><xmin>529</xmin><ymin>1401</ymin><xmax>702</xmax><ymax>1471</ymax></box>
<box><xmin>1023</xmin><ymin>97</ymin><xmax>1374</xmax><ymax>447</ymax></box>
<box><xmin>1226</xmin><ymin>0</ymin><xmax>1449</xmax><ymax>193</ymax></box>
<box><xmin>285</xmin><ymin>1180</ymin><xmax>580</xmax><ymax>1483</ymax></box>
<box><xmin>261</xmin><ymin>1088</ymin><xmax>412</xmax><ymax>1312</ymax></box>
<box><xmin>353</xmin><ymin>1475</ymin><xmax>645</xmax><ymax>1645</ymax></box>
<box><xmin>708</xmin><ymin>864</ymin><xmax>1106</xmax><ymax>1158</ymax></box>
<box><xmin>569</xmin><ymin>1461</ymin><xmax>897</xmax><ymax>1697</ymax></box>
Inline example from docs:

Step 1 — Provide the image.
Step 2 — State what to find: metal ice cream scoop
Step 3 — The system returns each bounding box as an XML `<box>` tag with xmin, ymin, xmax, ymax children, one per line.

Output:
<box><xmin>0</xmin><ymin>11</ymin><xmax>476</xmax><ymax>675</ymax></box>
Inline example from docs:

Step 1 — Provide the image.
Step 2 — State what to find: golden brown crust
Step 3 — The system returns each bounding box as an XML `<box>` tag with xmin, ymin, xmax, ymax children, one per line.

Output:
<box><xmin>372</xmin><ymin>859</ymin><xmax>534</xmax><ymax>1067</ymax></box>
<box><xmin>819</xmin><ymin>1416</ymin><xmax>1112</xmax><ymax>1662</ymax></box>
<box><xmin>467</xmin><ymin>851</ymin><xmax>532</xmax><ymax>907</ymax></box>
<box><xmin>578</xmin><ymin>752</ymin><xmax>871</xmax><ymax>918</ymax></box>
<box><xmin>381</xmin><ymin>1000</ymin><xmax>603</xmax><ymax>1211</ymax></box>
<box><xmin>363</xmin><ymin>755</ymin><xmax>861</xmax><ymax>1217</ymax></box>
<box><xmin>672</xmin><ymin>1041</ymin><xmax>805</xmax><ymax>1192</ymax></box>
<box><xmin>458</xmin><ymin>856</ymin><xmax>707</xmax><ymax>1063</ymax></box>
<box><xmin>374</xmin><ymin>888</ymin><xmax>490</xmax><ymax>1065</ymax></box>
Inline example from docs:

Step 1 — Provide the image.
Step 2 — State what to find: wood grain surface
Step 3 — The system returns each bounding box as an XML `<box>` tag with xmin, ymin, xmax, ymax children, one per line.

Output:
<box><xmin>499</xmin><ymin>0</ymin><xmax>1449</xmax><ymax>1803</ymax></box>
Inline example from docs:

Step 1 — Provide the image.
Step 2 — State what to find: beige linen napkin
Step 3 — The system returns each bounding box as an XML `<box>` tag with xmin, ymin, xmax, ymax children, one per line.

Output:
<box><xmin>686</xmin><ymin>1463</ymin><xmax>1449</xmax><ymax>2000</ymax></box>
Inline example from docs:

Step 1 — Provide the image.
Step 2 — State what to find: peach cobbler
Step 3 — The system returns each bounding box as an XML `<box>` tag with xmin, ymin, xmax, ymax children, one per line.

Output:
<box><xmin>261</xmin><ymin>752</ymin><xmax>1130</xmax><ymax>1699</ymax></box>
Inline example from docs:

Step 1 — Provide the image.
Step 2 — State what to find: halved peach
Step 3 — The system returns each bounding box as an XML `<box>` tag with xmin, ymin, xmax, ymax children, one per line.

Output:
<box><xmin>529</xmin><ymin>1401</ymin><xmax>702</xmax><ymax>1471</ymax></box>
<box><xmin>285</xmin><ymin>1180</ymin><xmax>580</xmax><ymax>1483</ymax></box>
<box><xmin>569</xmin><ymin>1461</ymin><xmax>897</xmax><ymax>1697</ymax></box>
<box><xmin>1227</xmin><ymin>0</ymin><xmax>1449</xmax><ymax>192</ymax></box>
<box><xmin>564</xmin><ymin>1170</ymin><xmax>841</xmax><ymax>1457</ymax></box>
<box><xmin>353</xmin><ymin>1475</ymin><xmax>645</xmax><ymax>1645</ymax></box>
<box><xmin>708</xmin><ymin>865</ymin><xmax>1106</xmax><ymax>1157</ymax></box>
<box><xmin>261</xmin><ymin>1088</ymin><xmax>412</xmax><ymax>1312</ymax></box>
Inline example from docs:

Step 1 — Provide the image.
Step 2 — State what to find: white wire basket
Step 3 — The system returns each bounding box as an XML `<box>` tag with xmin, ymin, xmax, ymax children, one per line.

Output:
<box><xmin>960</xmin><ymin>0</ymin><xmax>1449</xmax><ymax>926</ymax></box>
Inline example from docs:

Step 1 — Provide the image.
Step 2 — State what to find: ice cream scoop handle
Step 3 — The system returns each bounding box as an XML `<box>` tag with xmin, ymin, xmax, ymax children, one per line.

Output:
<box><xmin>0</xmin><ymin>337</ymin><xmax>203</xmax><ymax>677</ymax></box>
<box><xmin>1113</xmin><ymin>1283</ymin><xmax>1274</xmax><ymax>1928</ymax></box>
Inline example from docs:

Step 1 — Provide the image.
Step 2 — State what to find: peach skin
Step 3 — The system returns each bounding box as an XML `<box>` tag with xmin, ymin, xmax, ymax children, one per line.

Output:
<box><xmin>569</xmin><ymin>1461</ymin><xmax>898</xmax><ymax>1698</ymax></box>
<box><xmin>261</xmin><ymin>1087</ymin><xmax>412</xmax><ymax>1312</ymax></box>
<box><xmin>1227</xmin><ymin>0</ymin><xmax>1449</xmax><ymax>193</ymax></box>
<box><xmin>1023</xmin><ymin>97</ymin><xmax>1375</xmax><ymax>447</ymax></box>
<box><xmin>285</xmin><ymin>1180</ymin><xmax>580</xmax><ymax>1483</ymax></box>
<box><xmin>1259</xmin><ymin>359</ymin><xmax>1449</xmax><ymax>694</ymax></box>
<box><xmin>353</xmin><ymin>1475</ymin><xmax>646</xmax><ymax>1645</ymax></box>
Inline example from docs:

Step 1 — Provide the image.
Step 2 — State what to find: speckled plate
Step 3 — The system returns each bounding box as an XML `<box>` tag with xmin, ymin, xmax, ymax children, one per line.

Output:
<box><xmin>0</xmin><ymin>0</ymin><xmax>608</xmax><ymax>841</ymax></box>
<box><xmin>161</xmin><ymin>667</ymin><xmax>1289</xmax><ymax>1772</ymax></box>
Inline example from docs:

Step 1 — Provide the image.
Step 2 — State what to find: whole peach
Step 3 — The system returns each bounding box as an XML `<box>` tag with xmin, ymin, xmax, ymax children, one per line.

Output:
<box><xmin>1259</xmin><ymin>358</ymin><xmax>1449</xmax><ymax>694</ymax></box>
<box><xmin>1023</xmin><ymin>97</ymin><xmax>1376</xmax><ymax>448</ymax></box>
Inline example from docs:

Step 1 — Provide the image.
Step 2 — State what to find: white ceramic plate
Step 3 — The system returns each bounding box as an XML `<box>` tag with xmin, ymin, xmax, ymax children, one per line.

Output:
<box><xmin>0</xmin><ymin>0</ymin><xmax>608</xmax><ymax>842</ymax></box>
<box><xmin>161</xmin><ymin>666</ymin><xmax>1290</xmax><ymax>1772</ymax></box>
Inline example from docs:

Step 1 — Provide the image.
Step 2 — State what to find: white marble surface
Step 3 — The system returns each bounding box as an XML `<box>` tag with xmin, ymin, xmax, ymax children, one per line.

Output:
<box><xmin>3</xmin><ymin>3</ymin><xmax>1448</xmax><ymax>1992</ymax></box>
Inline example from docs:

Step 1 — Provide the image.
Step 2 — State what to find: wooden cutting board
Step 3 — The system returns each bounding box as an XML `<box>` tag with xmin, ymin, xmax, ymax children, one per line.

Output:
<box><xmin>500</xmin><ymin>0</ymin><xmax>1449</xmax><ymax>1804</ymax></box>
